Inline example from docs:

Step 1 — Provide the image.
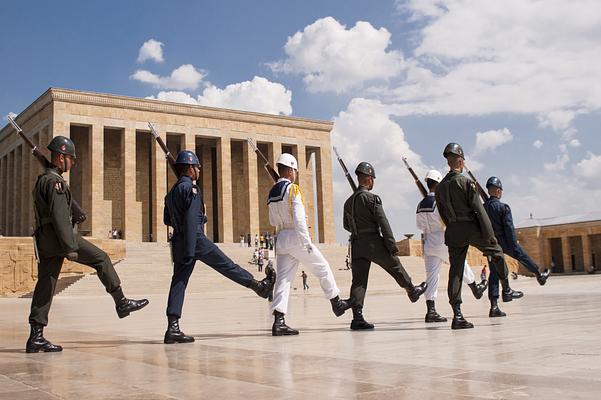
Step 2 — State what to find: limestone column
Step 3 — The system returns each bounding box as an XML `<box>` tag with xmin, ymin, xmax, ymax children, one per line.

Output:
<box><xmin>14</xmin><ymin>146</ymin><xmax>22</xmax><ymax>235</ymax></box>
<box><xmin>244</xmin><ymin>141</ymin><xmax>259</xmax><ymax>238</ymax></box>
<box><xmin>8</xmin><ymin>150</ymin><xmax>15</xmax><ymax>235</ymax></box>
<box><xmin>0</xmin><ymin>156</ymin><xmax>6</xmax><ymax>235</ymax></box>
<box><xmin>90</xmin><ymin>124</ymin><xmax>109</xmax><ymax>238</ymax></box>
<box><xmin>201</xmin><ymin>144</ymin><xmax>214</xmax><ymax>241</ymax></box>
<box><xmin>561</xmin><ymin>234</ymin><xmax>572</xmax><ymax>273</ymax></box>
<box><xmin>122</xmin><ymin>127</ymin><xmax>142</xmax><ymax>241</ymax></box>
<box><xmin>21</xmin><ymin>144</ymin><xmax>31</xmax><ymax>235</ymax></box>
<box><xmin>152</xmin><ymin>129</ymin><xmax>168</xmax><ymax>242</ymax></box>
<box><xmin>316</xmin><ymin>146</ymin><xmax>336</xmax><ymax>243</ymax></box>
<box><xmin>582</xmin><ymin>233</ymin><xmax>592</xmax><ymax>270</ymax></box>
<box><xmin>217</xmin><ymin>136</ymin><xmax>233</xmax><ymax>243</ymax></box>
<box><xmin>296</xmin><ymin>144</ymin><xmax>315</xmax><ymax>242</ymax></box>
<box><xmin>271</xmin><ymin>141</ymin><xmax>282</xmax><ymax>166</ymax></box>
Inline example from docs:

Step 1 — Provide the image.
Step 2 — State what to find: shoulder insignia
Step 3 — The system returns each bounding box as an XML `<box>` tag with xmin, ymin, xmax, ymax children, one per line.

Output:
<box><xmin>374</xmin><ymin>195</ymin><xmax>382</xmax><ymax>205</ymax></box>
<box><xmin>54</xmin><ymin>181</ymin><xmax>65</xmax><ymax>193</ymax></box>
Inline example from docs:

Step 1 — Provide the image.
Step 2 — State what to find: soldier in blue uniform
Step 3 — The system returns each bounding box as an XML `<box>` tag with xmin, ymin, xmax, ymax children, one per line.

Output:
<box><xmin>483</xmin><ymin>176</ymin><xmax>550</xmax><ymax>317</ymax></box>
<box><xmin>163</xmin><ymin>150</ymin><xmax>276</xmax><ymax>343</ymax></box>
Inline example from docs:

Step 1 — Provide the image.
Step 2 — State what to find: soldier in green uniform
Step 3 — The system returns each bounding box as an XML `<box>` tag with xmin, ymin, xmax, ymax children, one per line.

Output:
<box><xmin>343</xmin><ymin>162</ymin><xmax>427</xmax><ymax>330</ymax></box>
<box><xmin>435</xmin><ymin>143</ymin><xmax>523</xmax><ymax>330</ymax></box>
<box><xmin>26</xmin><ymin>136</ymin><xmax>149</xmax><ymax>353</ymax></box>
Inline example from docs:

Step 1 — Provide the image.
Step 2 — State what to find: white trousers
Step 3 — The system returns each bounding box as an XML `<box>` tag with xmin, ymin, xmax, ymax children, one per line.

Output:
<box><xmin>271</xmin><ymin>244</ymin><xmax>340</xmax><ymax>314</ymax></box>
<box><xmin>424</xmin><ymin>254</ymin><xmax>476</xmax><ymax>301</ymax></box>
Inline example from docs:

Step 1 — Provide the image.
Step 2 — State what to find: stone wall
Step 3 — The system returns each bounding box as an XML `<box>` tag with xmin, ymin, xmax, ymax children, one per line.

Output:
<box><xmin>0</xmin><ymin>237</ymin><xmax>125</xmax><ymax>297</ymax></box>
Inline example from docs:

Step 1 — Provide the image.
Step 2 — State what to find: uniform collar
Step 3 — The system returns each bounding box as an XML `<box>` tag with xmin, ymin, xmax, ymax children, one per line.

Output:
<box><xmin>427</xmin><ymin>192</ymin><xmax>435</xmax><ymax>197</ymax></box>
<box><xmin>178</xmin><ymin>175</ymin><xmax>193</xmax><ymax>184</ymax></box>
<box><xmin>357</xmin><ymin>185</ymin><xmax>369</xmax><ymax>192</ymax></box>
<box><xmin>277</xmin><ymin>177</ymin><xmax>291</xmax><ymax>183</ymax></box>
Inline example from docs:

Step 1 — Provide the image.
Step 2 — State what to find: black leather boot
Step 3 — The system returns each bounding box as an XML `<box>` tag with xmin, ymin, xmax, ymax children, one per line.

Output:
<box><xmin>536</xmin><ymin>269</ymin><xmax>550</xmax><ymax>286</ymax></box>
<box><xmin>330</xmin><ymin>296</ymin><xmax>353</xmax><ymax>317</ymax></box>
<box><xmin>468</xmin><ymin>279</ymin><xmax>488</xmax><ymax>299</ymax></box>
<box><xmin>500</xmin><ymin>280</ymin><xmax>524</xmax><ymax>302</ymax></box>
<box><xmin>489</xmin><ymin>299</ymin><xmax>506</xmax><ymax>318</ymax></box>
<box><xmin>272</xmin><ymin>311</ymin><xmax>299</xmax><ymax>336</ymax></box>
<box><xmin>451</xmin><ymin>303</ymin><xmax>474</xmax><ymax>330</ymax></box>
<box><xmin>249</xmin><ymin>269</ymin><xmax>276</xmax><ymax>299</ymax></box>
<box><xmin>25</xmin><ymin>324</ymin><xmax>63</xmax><ymax>353</ymax></box>
<box><xmin>164</xmin><ymin>316</ymin><xmax>195</xmax><ymax>344</ymax></box>
<box><xmin>407</xmin><ymin>281</ymin><xmax>428</xmax><ymax>303</ymax></box>
<box><xmin>425</xmin><ymin>300</ymin><xmax>447</xmax><ymax>323</ymax></box>
<box><xmin>350</xmin><ymin>306</ymin><xmax>374</xmax><ymax>330</ymax></box>
<box><xmin>110</xmin><ymin>287</ymin><xmax>150</xmax><ymax>319</ymax></box>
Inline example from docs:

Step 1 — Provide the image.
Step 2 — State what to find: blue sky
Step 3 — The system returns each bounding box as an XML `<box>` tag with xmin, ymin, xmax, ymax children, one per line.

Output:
<box><xmin>2</xmin><ymin>0</ymin><xmax>600</xmax><ymax>242</ymax></box>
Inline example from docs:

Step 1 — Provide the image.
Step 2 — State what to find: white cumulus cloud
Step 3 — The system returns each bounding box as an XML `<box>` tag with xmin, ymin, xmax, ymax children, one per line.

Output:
<box><xmin>137</xmin><ymin>39</ymin><xmax>164</xmax><ymax>63</ymax></box>
<box><xmin>473</xmin><ymin>128</ymin><xmax>513</xmax><ymax>156</ymax></box>
<box><xmin>131</xmin><ymin>64</ymin><xmax>206</xmax><ymax>90</ymax></box>
<box><xmin>533</xmin><ymin>140</ymin><xmax>543</xmax><ymax>149</ymax></box>
<box><xmin>573</xmin><ymin>152</ymin><xmax>601</xmax><ymax>189</ymax></box>
<box><xmin>147</xmin><ymin>76</ymin><xmax>292</xmax><ymax>116</ymax></box>
<box><xmin>269</xmin><ymin>17</ymin><xmax>405</xmax><ymax>93</ymax></box>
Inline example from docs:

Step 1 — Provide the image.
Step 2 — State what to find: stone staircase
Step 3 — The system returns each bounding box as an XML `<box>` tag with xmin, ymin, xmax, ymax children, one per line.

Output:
<box><xmin>57</xmin><ymin>241</ymin><xmax>471</xmax><ymax>299</ymax></box>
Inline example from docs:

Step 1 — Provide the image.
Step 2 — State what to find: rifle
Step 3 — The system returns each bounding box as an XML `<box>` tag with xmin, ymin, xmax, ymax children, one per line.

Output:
<box><xmin>148</xmin><ymin>122</ymin><xmax>178</xmax><ymax>177</ymax></box>
<box><xmin>332</xmin><ymin>146</ymin><xmax>358</xmax><ymax>192</ymax></box>
<box><xmin>7</xmin><ymin>115</ymin><xmax>87</xmax><ymax>225</ymax></box>
<box><xmin>246</xmin><ymin>138</ymin><xmax>279</xmax><ymax>182</ymax></box>
<box><xmin>402</xmin><ymin>157</ymin><xmax>428</xmax><ymax>198</ymax></box>
<box><xmin>464</xmin><ymin>164</ymin><xmax>489</xmax><ymax>202</ymax></box>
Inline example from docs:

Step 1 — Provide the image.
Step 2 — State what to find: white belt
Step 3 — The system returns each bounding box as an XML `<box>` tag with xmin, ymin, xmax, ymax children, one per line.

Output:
<box><xmin>276</xmin><ymin>223</ymin><xmax>295</xmax><ymax>232</ymax></box>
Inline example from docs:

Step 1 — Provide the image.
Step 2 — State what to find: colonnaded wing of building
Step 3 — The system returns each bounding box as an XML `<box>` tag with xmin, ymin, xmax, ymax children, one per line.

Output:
<box><xmin>0</xmin><ymin>88</ymin><xmax>336</xmax><ymax>244</ymax></box>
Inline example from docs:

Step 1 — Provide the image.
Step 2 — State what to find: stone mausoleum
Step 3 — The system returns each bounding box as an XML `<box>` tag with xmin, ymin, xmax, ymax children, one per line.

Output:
<box><xmin>0</xmin><ymin>88</ymin><xmax>336</xmax><ymax>244</ymax></box>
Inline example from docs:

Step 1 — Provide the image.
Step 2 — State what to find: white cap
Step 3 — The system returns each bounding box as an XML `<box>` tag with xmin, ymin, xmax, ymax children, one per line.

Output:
<box><xmin>276</xmin><ymin>153</ymin><xmax>298</xmax><ymax>170</ymax></box>
<box><xmin>425</xmin><ymin>169</ymin><xmax>443</xmax><ymax>183</ymax></box>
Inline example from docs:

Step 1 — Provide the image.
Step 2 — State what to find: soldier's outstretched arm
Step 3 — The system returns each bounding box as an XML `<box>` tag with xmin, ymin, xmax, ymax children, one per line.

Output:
<box><xmin>502</xmin><ymin>204</ymin><xmax>519</xmax><ymax>248</ymax></box>
<box><xmin>47</xmin><ymin>179</ymin><xmax>78</xmax><ymax>254</ymax></box>
<box><xmin>178</xmin><ymin>184</ymin><xmax>198</xmax><ymax>260</ymax></box>
<box><xmin>468</xmin><ymin>182</ymin><xmax>496</xmax><ymax>243</ymax></box>
<box><xmin>290</xmin><ymin>184</ymin><xmax>312</xmax><ymax>247</ymax></box>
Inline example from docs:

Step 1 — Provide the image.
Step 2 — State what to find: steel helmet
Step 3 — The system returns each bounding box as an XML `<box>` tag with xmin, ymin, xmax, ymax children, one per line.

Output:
<box><xmin>355</xmin><ymin>162</ymin><xmax>376</xmax><ymax>178</ymax></box>
<box><xmin>486</xmin><ymin>176</ymin><xmax>503</xmax><ymax>190</ymax></box>
<box><xmin>276</xmin><ymin>153</ymin><xmax>298</xmax><ymax>170</ymax></box>
<box><xmin>47</xmin><ymin>136</ymin><xmax>76</xmax><ymax>159</ymax></box>
<box><xmin>443</xmin><ymin>142</ymin><xmax>465</xmax><ymax>159</ymax></box>
<box><xmin>175</xmin><ymin>150</ymin><xmax>200</xmax><ymax>166</ymax></box>
<box><xmin>425</xmin><ymin>169</ymin><xmax>443</xmax><ymax>183</ymax></box>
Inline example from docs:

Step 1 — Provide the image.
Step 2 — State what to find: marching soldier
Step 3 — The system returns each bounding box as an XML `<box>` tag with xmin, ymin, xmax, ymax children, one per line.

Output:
<box><xmin>416</xmin><ymin>169</ymin><xmax>488</xmax><ymax>323</ymax></box>
<box><xmin>163</xmin><ymin>150</ymin><xmax>276</xmax><ymax>343</ymax></box>
<box><xmin>268</xmin><ymin>153</ymin><xmax>352</xmax><ymax>336</ymax></box>
<box><xmin>27</xmin><ymin>136</ymin><xmax>149</xmax><ymax>353</ymax></box>
<box><xmin>343</xmin><ymin>162</ymin><xmax>427</xmax><ymax>330</ymax></box>
<box><xmin>435</xmin><ymin>143</ymin><xmax>523</xmax><ymax>330</ymax></box>
<box><xmin>483</xmin><ymin>176</ymin><xmax>550</xmax><ymax>317</ymax></box>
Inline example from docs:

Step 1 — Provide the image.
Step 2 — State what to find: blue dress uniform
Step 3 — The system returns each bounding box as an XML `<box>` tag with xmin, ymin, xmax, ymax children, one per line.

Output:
<box><xmin>483</xmin><ymin>177</ymin><xmax>549</xmax><ymax>308</ymax></box>
<box><xmin>162</xmin><ymin>151</ymin><xmax>275</xmax><ymax>343</ymax></box>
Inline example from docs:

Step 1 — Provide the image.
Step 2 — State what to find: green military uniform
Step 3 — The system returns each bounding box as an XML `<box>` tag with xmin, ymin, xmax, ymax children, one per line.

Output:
<box><xmin>343</xmin><ymin>186</ymin><xmax>415</xmax><ymax>307</ymax></box>
<box><xmin>434</xmin><ymin>170</ymin><xmax>509</xmax><ymax>306</ymax></box>
<box><xmin>29</xmin><ymin>166</ymin><xmax>121</xmax><ymax>327</ymax></box>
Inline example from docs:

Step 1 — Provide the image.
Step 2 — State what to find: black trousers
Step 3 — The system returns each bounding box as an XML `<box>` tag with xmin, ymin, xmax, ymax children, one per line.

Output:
<box><xmin>446</xmin><ymin>221</ymin><xmax>508</xmax><ymax>306</ymax></box>
<box><xmin>166</xmin><ymin>245</ymin><xmax>254</xmax><ymax>319</ymax></box>
<box><xmin>29</xmin><ymin>235</ymin><xmax>121</xmax><ymax>326</ymax></box>
<box><xmin>349</xmin><ymin>234</ymin><xmax>413</xmax><ymax>308</ymax></box>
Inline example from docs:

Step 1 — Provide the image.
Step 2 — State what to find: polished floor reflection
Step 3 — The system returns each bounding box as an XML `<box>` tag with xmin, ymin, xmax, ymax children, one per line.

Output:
<box><xmin>1</xmin><ymin>249</ymin><xmax>600</xmax><ymax>399</ymax></box>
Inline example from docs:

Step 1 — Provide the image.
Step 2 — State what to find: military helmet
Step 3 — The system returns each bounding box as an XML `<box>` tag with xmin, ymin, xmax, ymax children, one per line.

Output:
<box><xmin>425</xmin><ymin>169</ymin><xmax>443</xmax><ymax>183</ymax></box>
<box><xmin>47</xmin><ymin>136</ymin><xmax>76</xmax><ymax>159</ymax></box>
<box><xmin>276</xmin><ymin>153</ymin><xmax>298</xmax><ymax>170</ymax></box>
<box><xmin>443</xmin><ymin>142</ymin><xmax>464</xmax><ymax>159</ymax></box>
<box><xmin>175</xmin><ymin>150</ymin><xmax>200</xmax><ymax>166</ymax></box>
<box><xmin>486</xmin><ymin>176</ymin><xmax>503</xmax><ymax>190</ymax></box>
<box><xmin>355</xmin><ymin>162</ymin><xmax>376</xmax><ymax>178</ymax></box>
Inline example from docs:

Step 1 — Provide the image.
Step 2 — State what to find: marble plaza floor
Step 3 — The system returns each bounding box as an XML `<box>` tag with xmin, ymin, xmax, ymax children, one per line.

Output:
<box><xmin>1</xmin><ymin>265</ymin><xmax>600</xmax><ymax>399</ymax></box>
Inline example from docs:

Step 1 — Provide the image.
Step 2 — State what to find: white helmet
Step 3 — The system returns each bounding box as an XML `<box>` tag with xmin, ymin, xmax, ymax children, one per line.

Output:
<box><xmin>425</xmin><ymin>169</ymin><xmax>443</xmax><ymax>183</ymax></box>
<box><xmin>276</xmin><ymin>153</ymin><xmax>298</xmax><ymax>170</ymax></box>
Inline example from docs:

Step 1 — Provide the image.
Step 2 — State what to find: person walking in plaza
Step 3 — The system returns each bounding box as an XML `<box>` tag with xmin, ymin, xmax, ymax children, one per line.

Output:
<box><xmin>240</xmin><ymin>234</ymin><xmax>245</xmax><ymax>248</ymax></box>
<box><xmin>483</xmin><ymin>176</ymin><xmax>550</xmax><ymax>317</ymax></box>
<box><xmin>268</xmin><ymin>153</ymin><xmax>352</xmax><ymax>336</ymax></box>
<box><xmin>255</xmin><ymin>234</ymin><xmax>259</xmax><ymax>248</ymax></box>
<box><xmin>258</xmin><ymin>248</ymin><xmax>264</xmax><ymax>272</ymax></box>
<box><xmin>343</xmin><ymin>162</ymin><xmax>427</xmax><ymax>331</ymax></box>
<box><xmin>26</xmin><ymin>136</ymin><xmax>149</xmax><ymax>353</ymax></box>
<box><xmin>435</xmin><ymin>143</ymin><xmax>523</xmax><ymax>330</ymax></box>
<box><xmin>247</xmin><ymin>233</ymin><xmax>251</xmax><ymax>248</ymax></box>
<box><xmin>301</xmin><ymin>271</ymin><xmax>309</xmax><ymax>290</ymax></box>
<box><xmin>163</xmin><ymin>150</ymin><xmax>276</xmax><ymax>343</ymax></box>
<box><xmin>416</xmin><ymin>169</ymin><xmax>487</xmax><ymax>323</ymax></box>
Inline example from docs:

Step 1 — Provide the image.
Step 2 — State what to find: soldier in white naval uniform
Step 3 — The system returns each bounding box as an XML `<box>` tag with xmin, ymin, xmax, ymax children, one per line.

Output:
<box><xmin>267</xmin><ymin>153</ymin><xmax>352</xmax><ymax>336</ymax></box>
<box><xmin>416</xmin><ymin>170</ymin><xmax>488</xmax><ymax>323</ymax></box>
